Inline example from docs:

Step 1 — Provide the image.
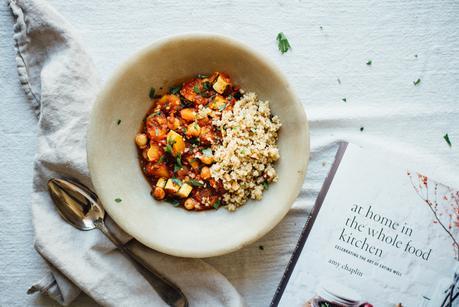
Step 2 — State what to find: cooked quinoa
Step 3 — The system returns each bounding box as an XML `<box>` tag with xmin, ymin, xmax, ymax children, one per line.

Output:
<box><xmin>210</xmin><ymin>92</ymin><xmax>281</xmax><ymax>211</ymax></box>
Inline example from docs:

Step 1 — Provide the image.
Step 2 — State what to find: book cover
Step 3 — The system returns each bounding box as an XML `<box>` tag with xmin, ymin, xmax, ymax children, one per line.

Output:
<box><xmin>272</xmin><ymin>143</ymin><xmax>459</xmax><ymax>307</ymax></box>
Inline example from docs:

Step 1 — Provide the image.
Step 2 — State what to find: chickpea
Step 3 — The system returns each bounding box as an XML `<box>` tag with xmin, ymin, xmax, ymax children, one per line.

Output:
<box><xmin>186</xmin><ymin>122</ymin><xmax>201</xmax><ymax>138</ymax></box>
<box><xmin>200</xmin><ymin>166</ymin><xmax>211</xmax><ymax>180</ymax></box>
<box><xmin>199</xmin><ymin>156</ymin><xmax>214</xmax><ymax>165</ymax></box>
<box><xmin>184</xmin><ymin>198</ymin><xmax>198</xmax><ymax>210</ymax></box>
<box><xmin>180</xmin><ymin>108</ymin><xmax>197</xmax><ymax>122</ymax></box>
<box><xmin>135</xmin><ymin>133</ymin><xmax>148</xmax><ymax>148</ymax></box>
<box><xmin>153</xmin><ymin>187</ymin><xmax>165</xmax><ymax>200</ymax></box>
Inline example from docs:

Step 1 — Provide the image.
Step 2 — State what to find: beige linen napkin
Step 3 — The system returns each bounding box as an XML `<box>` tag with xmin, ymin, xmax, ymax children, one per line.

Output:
<box><xmin>8</xmin><ymin>0</ymin><xmax>245</xmax><ymax>305</ymax></box>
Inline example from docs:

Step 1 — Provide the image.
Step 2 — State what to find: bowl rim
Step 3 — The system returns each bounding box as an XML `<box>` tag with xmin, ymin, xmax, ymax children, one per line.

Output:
<box><xmin>87</xmin><ymin>32</ymin><xmax>310</xmax><ymax>257</ymax></box>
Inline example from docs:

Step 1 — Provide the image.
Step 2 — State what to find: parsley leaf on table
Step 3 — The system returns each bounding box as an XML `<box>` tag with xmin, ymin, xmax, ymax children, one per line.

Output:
<box><xmin>413</xmin><ymin>78</ymin><xmax>421</xmax><ymax>86</ymax></box>
<box><xmin>149</xmin><ymin>87</ymin><xmax>156</xmax><ymax>99</ymax></box>
<box><xmin>444</xmin><ymin>133</ymin><xmax>452</xmax><ymax>147</ymax></box>
<box><xmin>276</xmin><ymin>32</ymin><xmax>291</xmax><ymax>54</ymax></box>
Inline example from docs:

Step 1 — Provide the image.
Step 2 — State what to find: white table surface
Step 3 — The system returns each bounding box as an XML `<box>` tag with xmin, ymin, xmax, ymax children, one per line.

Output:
<box><xmin>1</xmin><ymin>1</ymin><xmax>458</xmax><ymax>306</ymax></box>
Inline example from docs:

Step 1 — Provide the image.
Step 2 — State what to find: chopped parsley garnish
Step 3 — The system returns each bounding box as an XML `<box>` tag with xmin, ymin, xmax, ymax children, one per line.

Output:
<box><xmin>171</xmin><ymin>177</ymin><xmax>182</xmax><ymax>186</ymax></box>
<box><xmin>188</xmin><ymin>179</ymin><xmax>204</xmax><ymax>187</ymax></box>
<box><xmin>116</xmin><ymin>119</ymin><xmax>121</xmax><ymax>125</ymax></box>
<box><xmin>149</xmin><ymin>87</ymin><xmax>156</xmax><ymax>99</ymax></box>
<box><xmin>155</xmin><ymin>128</ymin><xmax>160</xmax><ymax>136</ymax></box>
<box><xmin>202</xmin><ymin>148</ymin><xmax>212</xmax><ymax>156</ymax></box>
<box><xmin>413</xmin><ymin>78</ymin><xmax>421</xmax><ymax>86</ymax></box>
<box><xmin>174</xmin><ymin>154</ymin><xmax>183</xmax><ymax>172</ymax></box>
<box><xmin>444</xmin><ymin>133</ymin><xmax>452</xmax><ymax>147</ymax></box>
<box><xmin>114</xmin><ymin>198</ymin><xmax>122</xmax><ymax>203</ymax></box>
<box><xmin>213</xmin><ymin>199</ymin><xmax>221</xmax><ymax>209</ymax></box>
<box><xmin>276</xmin><ymin>32</ymin><xmax>291</xmax><ymax>54</ymax></box>
<box><xmin>240</xmin><ymin>149</ymin><xmax>246</xmax><ymax>154</ymax></box>
<box><xmin>366</xmin><ymin>60</ymin><xmax>372</xmax><ymax>66</ymax></box>
<box><xmin>262</xmin><ymin>181</ymin><xmax>269</xmax><ymax>190</ymax></box>
<box><xmin>360</xmin><ymin>127</ymin><xmax>364</xmax><ymax>132</ymax></box>
<box><xmin>218</xmin><ymin>103</ymin><xmax>227</xmax><ymax>111</ymax></box>
<box><xmin>202</xmin><ymin>81</ymin><xmax>211</xmax><ymax>91</ymax></box>
<box><xmin>169</xmin><ymin>85</ymin><xmax>181</xmax><ymax>94</ymax></box>
<box><xmin>193</xmin><ymin>85</ymin><xmax>200</xmax><ymax>94</ymax></box>
<box><xmin>342</xmin><ymin>98</ymin><xmax>347</xmax><ymax>102</ymax></box>
<box><xmin>157</xmin><ymin>156</ymin><xmax>165</xmax><ymax>164</ymax></box>
<box><xmin>165</xmin><ymin>198</ymin><xmax>180</xmax><ymax>207</ymax></box>
<box><xmin>197</xmin><ymin>73</ymin><xmax>209</xmax><ymax>79</ymax></box>
<box><xmin>165</xmin><ymin>143</ymin><xmax>174</xmax><ymax>155</ymax></box>
<box><xmin>258</xmin><ymin>245</ymin><xmax>264</xmax><ymax>250</ymax></box>
<box><xmin>189</xmin><ymin>137</ymin><xmax>200</xmax><ymax>145</ymax></box>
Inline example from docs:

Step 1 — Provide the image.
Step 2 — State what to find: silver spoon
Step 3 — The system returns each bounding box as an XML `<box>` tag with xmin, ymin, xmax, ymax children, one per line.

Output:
<box><xmin>47</xmin><ymin>178</ymin><xmax>188</xmax><ymax>307</ymax></box>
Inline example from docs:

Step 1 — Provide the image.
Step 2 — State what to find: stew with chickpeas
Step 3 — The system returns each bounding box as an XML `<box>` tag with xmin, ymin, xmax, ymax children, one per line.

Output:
<box><xmin>135</xmin><ymin>72</ymin><xmax>241</xmax><ymax>211</ymax></box>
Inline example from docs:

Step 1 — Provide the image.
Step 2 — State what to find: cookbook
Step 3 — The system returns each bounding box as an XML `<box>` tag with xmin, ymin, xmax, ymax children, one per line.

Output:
<box><xmin>272</xmin><ymin>142</ymin><xmax>459</xmax><ymax>307</ymax></box>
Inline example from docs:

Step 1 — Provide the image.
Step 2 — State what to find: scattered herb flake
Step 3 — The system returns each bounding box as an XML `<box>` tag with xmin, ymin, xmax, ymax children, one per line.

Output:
<box><xmin>202</xmin><ymin>148</ymin><xmax>212</xmax><ymax>156</ymax></box>
<box><xmin>202</xmin><ymin>81</ymin><xmax>211</xmax><ymax>91</ymax></box>
<box><xmin>171</xmin><ymin>178</ymin><xmax>182</xmax><ymax>186</ymax></box>
<box><xmin>114</xmin><ymin>198</ymin><xmax>122</xmax><ymax>203</ymax></box>
<box><xmin>240</xmin><ymin>149</ymin><xmax>246</xmax><ymax>154</ymax></box>
<box><xmin>157</xmin><ymin>156</ymin><xmax>165</xmax><ymax>164</ymax></box>
<box><xmin>337</xmin><ymin>78</ymin><xmax>341</xmax><ymax>84</ymax></box>
<box><xmin>258</xmin><ymin>245</ymin><xmax>264</xmax><ymax>250</ymax></box>
<box><xmin>213</xmin><ymin>199</ymin><xmax>221</xmax><ymax>209</ymax></box>
<box><xmin>165</xmin><ymin>198</ymin><xmax>180</xmax><ymax>207</ymax></box>
<box><xmin>149</xmin><ymin>87</ymin><xmax>156</xmax><ymax>99</ymax></box>
<box><xmin>444</xmin><ymin>133</ymin><xmax>452</xmax><ymax>147</ymax></box>
<box><xmin>342</xmin><ymin>98</ymin><xmax>347</xmax><ymax>102</ymax></box>
<box><xmin>116</xmin><ymin>119</ymin><xmax>121</xmax><ymax>125</ymax></box>
<box><xmin>218</xmin><ymin>103</ymin><xmax>227</xmax><ymax>112</ymax></box>
<box><xmin>188</xmin><ymin>179</ymin><xmax>204</xmax><ymax>187</ymax></box>
<box><xmin>276</xmin><ymin>32</ymin><xmax>291</xmax><ymax>54</ymax></box>
<box><xmin>169</xmin><ymin>85</ymin><xmax>181</xmax><ymax>94</ymax></box>
<box><xmin>174</xmin><ymin>164</ymin><xmax>182</xmax><ymax>172</ymax></box>
<box><xmin>319</xmin><ymin>26</ymin><xmax>323</xmax><ymax>31</ymax></box>
<box><xmin>189</xmin><ymin>138</ymin><xmax>200</xmax><ymax>145</ymax></box>
<box><xmin>366</xmin><ymin>60</ymin><xmax>372</xmax><ymax>66</ymax></box>
<box><xmin>413</xmin><ymin>78</ymin><xmax>421</xmax><ymax>86</ymax></box>
<box><xmin>360</xmin><ymin>127</ymin><xmax>364</xmax><ymax>132</ymax></box>
<box><xmin>414</xmin><ymin>54</ymin><xmax>418</xmax><ymax>58</ymax></box>
<box><xmin>197</xmin><ymin>73</ymin><xmax>209</xmax><ymax>79</ymax></box>
<box><xmin>262</xmin><ymin>181</ymin><xmax>269</xmax><ymax>190</ymax></box>
<box><xmin>165</xmin><ymin>143</ymin><xmax>174</xmax><ymax>155</ymax></box>
<box><xmin>193</xmin><ymin>85</ymin><xmax>200</xmax><ymax>94</ymax></box>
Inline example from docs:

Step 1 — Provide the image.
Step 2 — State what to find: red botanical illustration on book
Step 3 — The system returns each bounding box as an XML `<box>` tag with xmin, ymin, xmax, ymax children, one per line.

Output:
<box><xmin>407</xmin><ymin>171</ymin><xmax>459</xmax><ymax>306</ymax></box>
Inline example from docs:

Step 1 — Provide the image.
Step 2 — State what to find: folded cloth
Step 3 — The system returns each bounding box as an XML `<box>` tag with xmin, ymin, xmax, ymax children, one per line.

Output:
<box><xmin>8</xmin><ymin>0</ymin><xmax>245</xmax><ymax>305</ymax></box>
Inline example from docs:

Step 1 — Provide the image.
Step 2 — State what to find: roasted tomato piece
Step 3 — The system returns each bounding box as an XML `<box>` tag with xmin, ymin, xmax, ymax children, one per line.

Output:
<box><xmin>180</xmin><ymin>78</ymin><xmax>207</xmax><ymax>105</ymax></box>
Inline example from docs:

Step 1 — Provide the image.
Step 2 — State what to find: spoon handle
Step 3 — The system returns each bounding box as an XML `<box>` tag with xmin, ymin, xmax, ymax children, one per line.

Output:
<box><xmin>94</xmin><ymin>219</ymin><xmax>188</xmax><ymax>307</ymax></box>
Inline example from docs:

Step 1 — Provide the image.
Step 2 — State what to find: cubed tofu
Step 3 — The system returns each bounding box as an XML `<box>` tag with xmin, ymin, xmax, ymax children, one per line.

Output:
<box><xmin>164</xmin><ymin>179</ymin><xmax>180</xmax><ymax>193</ymax></box>
<box><xmin>156</xmin><ymin>178</ymin><xmax>167</xmax><ymax>188</ymax></box>
<box><xmin>176</xmin><ymin>183</ymin><xmax>193</xmax><ymax>198</ymax></box>
<box><xmin>213</xmin><ymin>74</ymin><xmax>230</xmax><ymax>94</ymax></box>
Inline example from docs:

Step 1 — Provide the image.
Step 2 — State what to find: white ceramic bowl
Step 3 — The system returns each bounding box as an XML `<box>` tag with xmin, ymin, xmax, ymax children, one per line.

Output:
<box><xmin>87</xmin><ymin>34</ymin><xmax>309</xmax><ymax>258</ymax></box>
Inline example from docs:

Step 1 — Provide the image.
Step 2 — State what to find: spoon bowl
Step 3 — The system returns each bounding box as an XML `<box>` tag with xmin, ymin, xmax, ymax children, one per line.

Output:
<box><xmin>48</xmin><ymin>178</ymin><xmax>104</xmax><ymax>231</ymax></box>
